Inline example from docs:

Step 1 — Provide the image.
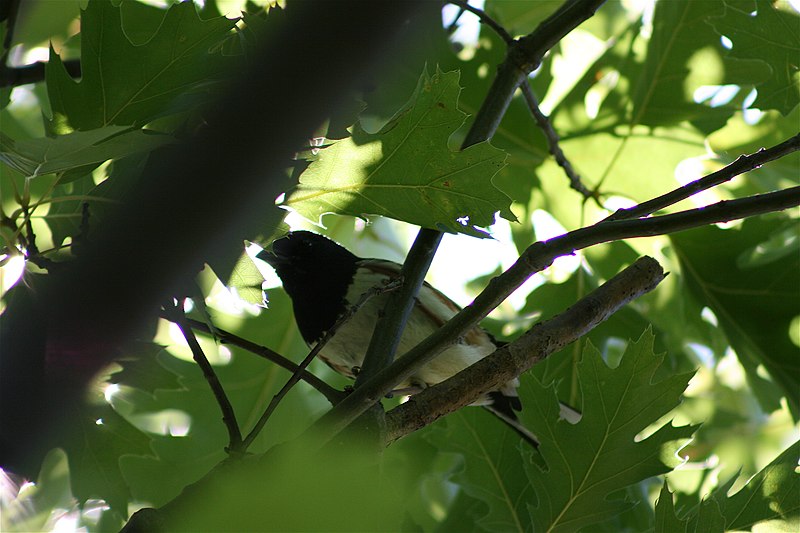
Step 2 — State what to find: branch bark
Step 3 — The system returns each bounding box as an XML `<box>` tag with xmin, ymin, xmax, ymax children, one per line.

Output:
<box><xmin>384</xmin><ymin>256</ymin><xmax>666</xmax><ymax>442</ymax></box>
<box><xmin>164</xmin><ymin>314</ymin><xmax>344</xmax><ymax>405</ymax></box>
<box><xmin>606</xmin><ymin>133</ymin><xmax>800</xmax><ymax>221</ymax></box>
<box><xmin>168</xmin><ymin>303</ymin><xmax>243</xmax><ymax>452</ymax></box>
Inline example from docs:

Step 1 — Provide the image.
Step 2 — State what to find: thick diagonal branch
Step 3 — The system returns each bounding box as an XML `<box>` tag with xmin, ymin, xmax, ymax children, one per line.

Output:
<box><xmin>385</xmin><ymin>255</ymin><xmax>665</xmax><ymax>442</ymax></box>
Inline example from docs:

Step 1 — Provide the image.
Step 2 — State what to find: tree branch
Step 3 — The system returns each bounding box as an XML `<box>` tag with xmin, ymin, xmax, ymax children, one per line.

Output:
<box><xmin>311</xmin><ymin>185</ymin><xmax>800</xmax><ymax>442</ymax></box>
<box><xmin>448</xmin><ymin>1</ymin><xmax>594</xmax><ymax>198</ymax></box>
<box><xmin>521</xmin><ymin>83</ymin><xmax>595</xmax><ymax>199</ymax></box>
<box><xmin>161</xmin><ymin>313</ymin><xmax>344</xmax><ymax>405</ymax></box>
<box><xmin>385</xmin><ymin>255</ymin><xmax>666</xmax><ymax>442</ymax></box>
<box><xmin>448</xmin><ymin>0</ymin><xmax>513</xmax><ymax>43</ymax></box>
<box><xmin>166</xmin><ymin>302</ymin><xmax>243</xmax><ymax>452</ymax></box>
<box><xmin>240</xmin><ymin>278</ymin><xmax>401</xmax><ymax>451</ymax></box>
<box><xmin>355</xmin><ymin>229</ymin><xmax>442</xmax><ymax>384</ymax></box>
<box><xmin>513</xmin><ymin>0</ymin><xmax>607</xmax><ymax>73</ymax></box>
<box><xmin>606</xmin><ymin>133</ymin><xmax>800</xmax><ymax>221</ymax></box>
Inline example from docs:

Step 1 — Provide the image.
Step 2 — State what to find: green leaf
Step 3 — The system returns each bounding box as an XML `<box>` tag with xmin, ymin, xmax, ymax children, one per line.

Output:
<box><xmin>424</xmin><ymin>408</ymin><xmax>531</xmax><ymax>533</ymax></box>
<box><xmin>655</xmin><ymin>443</ymin><xmax>800</xmax><ymax>532</ymax></box>
<box><xmin>694</xmin><ymin>499</ymin><xmax>726</xmax><ymax>533</ymax></box>
<box><xmin>64</xmin><ymin>404</ymin><xmax>152</xmax><ymax>515</ymax></box>
<box><xmin>709</xmin><ymin>0</ymin><xmax>800</xmax><ymax>115</ymax></box>
<box><xmin>225</xmin><ymin>247</ymin><xmax>266</xmax><ymax>306</ymax></box>
<box><xmin>109</xmin><ymin>343</ymin><xmax>182</xmax><ymax>395</ymax></box>
<box><xmin>46</xmin><ymin>0</ymin><xmax>236</xmax><ymax>130</ymax></box>
<box><xmin>671</xmin><ymin>217</ymin><xmax>800</xmax><ymax>416</ymax></box>
<box><xmin>283</xmin><ymin>68</ymin><xmax>515</xmax><ymax>238</ymax></box>
<box><xmin>713</xmin><ymin>441</ymin><xmax>800</xmax><ymax>531</ymax></box>
<box><xmin>0</xmin><ymin>127</ymin><xmax>173</xmax><ymax>177</ymax></box>
<box><xmin>632</xmin><ymin>0</ymin><xmax>769</xmax><ymax>128</ymax></box>
<box><xmin>654</xmin><ymin>482</ymin><xmax>688</xmax><ymax>533</ymax></box>
<box><xmin>523</xmin><ymin>330</ymin><xmax>697</xmax><ymax>532</ymax></box>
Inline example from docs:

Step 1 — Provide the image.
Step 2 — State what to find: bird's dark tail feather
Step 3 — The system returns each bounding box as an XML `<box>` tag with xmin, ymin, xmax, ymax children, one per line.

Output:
<box><xmin>482</xmin><ymin>404</ymin><xmax>540</xmax><ymax>448</ymax></box>
<box><xmin>484</xmin><ymin>393</ymin><xmax>582</xmax><ymax>449</ymax></box>
<box><xmin>485</xmin><ymin>391</ymin><xmax>539</xmax><ymax>447</ymax></box>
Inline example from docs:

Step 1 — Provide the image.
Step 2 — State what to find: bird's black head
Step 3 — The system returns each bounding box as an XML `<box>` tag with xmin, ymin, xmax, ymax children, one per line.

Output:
<box><xmin>259</xmin><ymin>231</ymin><xmax>359</xmax><ymax>343</ymax></box>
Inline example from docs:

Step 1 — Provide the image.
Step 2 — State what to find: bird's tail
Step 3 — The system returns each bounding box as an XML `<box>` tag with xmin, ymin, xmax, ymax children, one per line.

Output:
<box><xmin>484</xmin><ymin>395</ymin><xmax>581</xmax><ymax>448</ymax></box>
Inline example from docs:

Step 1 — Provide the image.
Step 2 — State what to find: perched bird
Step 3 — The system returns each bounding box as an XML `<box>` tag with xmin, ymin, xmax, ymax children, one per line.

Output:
<box><xmin>260</xmin><ymin>231</ymin><xmax>551</xmax><ymax>443</ymax></box>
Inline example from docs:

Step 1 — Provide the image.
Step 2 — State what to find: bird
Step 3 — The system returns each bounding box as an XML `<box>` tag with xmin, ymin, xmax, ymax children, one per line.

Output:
<box><xmin>259</xmin><ymin>230</ymin><xmax>562</xmax><ymax>445</ymax></box>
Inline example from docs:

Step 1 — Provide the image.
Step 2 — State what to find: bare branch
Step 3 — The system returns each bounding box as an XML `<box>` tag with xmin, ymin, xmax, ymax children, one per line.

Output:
<box><xmin>385</xmin><ymin>256</ymin><xmax>666</xmax><ymax>442</ymax></box>
<box><xmin>240</xmin><ymin>279</ymin><xmax>401</xmax><ymax>451</ymax></box>
<box><xmin>166</xmin><ymin>302</ymin><xmax>243</xmax><ymax>452</ymax></box>
<box><xmin>606</xmin><ymin>133</ymin><xmax>800</xmax><ymax>221</ymax></box>
<box><xmin>521</xmin><ymin>83</ymin><xmax>595</xmax><ymax>199</ymax></box>
<box><xmin>448</xmin><ymin>1</ymin><xmax>594</xmax><ymax>198</ymax></box>
<box><xmin>163</xmin><ymin>313</ymin><xmax>344</xmax><ymax>405</ymax></box>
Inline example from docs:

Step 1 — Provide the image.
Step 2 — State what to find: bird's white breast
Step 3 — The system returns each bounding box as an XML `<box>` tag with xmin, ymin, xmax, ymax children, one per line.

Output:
<box><xmin>316</xmin><ymin>261</ymin><xmax>518</xmax><ymax>401</ymax></box>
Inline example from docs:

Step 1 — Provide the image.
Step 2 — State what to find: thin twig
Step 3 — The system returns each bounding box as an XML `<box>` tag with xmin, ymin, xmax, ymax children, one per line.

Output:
<box><xmin>167</xmin><ymin>301</ymin><xmax>243</xmax><ymax>453</ymax></box>
<box><xmin>312</xmin><ymin>185</ymin><xmax>800</xmax><ymax>441</ymax></box>
<box><xmin>448</xmin><ymin>0</ymin><xmax>595</xmax><ymax>200</ymax></box>
<box><xmin>240</xmin><ymin>278</ymin><xmax>401</xmax><ymax>451</ymax></box>
<box><xmin>445</xmin><ymin>5</ymin><xmax>466</xmax><ymax>36</ymax></box>
<box><xmin>605</xmin><ymin>133</ymin><xmax>800</xmax><ymax>221</ymax></box>
<box><xmin>167</xmin><ymin>313</ymin><xmax>344</xmax><ymax>405</ymax></box>
<box><xmin>521</xmin><ymin>83</ymin><xmax>596</xmax><ymax>200</ymax></box>
<box><xmin>448</xmin><ymin>0</ymin><xmax>513</xmax><ymax>43</ymax></box>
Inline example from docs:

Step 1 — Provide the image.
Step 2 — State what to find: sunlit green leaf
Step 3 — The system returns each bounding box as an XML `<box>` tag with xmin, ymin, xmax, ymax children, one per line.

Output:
<box><xmin>45</xmin><ymin>0</ymin><xmax>235</xmax><ymax>130</ymax></box>
<box><xmin>671</xmin><ymin>217</ymin><xmax>800</xmax><ymax>416</ymax></box>
<box><xmin>226</xmin><ymin>248</ymin><xmax>266</xmax><ymax>306</ymax></box>
<box><xmin>709</xmin><ymin>0</ymin><xmax>800</xmax><ymax>115</ymax></box>
<box><xmin>656</xmin><ymin>443</ymin><xmax>800</xmax><ymax>532</ymax></box>
<box><xmin>632</xmin><ymin>0</ymin><xmax>768</xmax><ymax>129</ymax></box>
<box><xmin>523</xmin><ymin>330</ymin><xmax>696</xmax><ymax>532</ymax></box>
<box><xmin>0</xmin><ymin>127</ymin><xmax>173</xmax><ymax>177</ymax></box>
<box><xmin>284</xmin><ymin>68</ymin><xmax>515</xmax><ymax>238</ymax></box>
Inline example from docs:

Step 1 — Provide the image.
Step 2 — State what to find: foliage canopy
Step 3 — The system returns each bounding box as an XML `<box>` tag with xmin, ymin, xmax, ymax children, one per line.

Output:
<box><xmin>0</xmin><ymin>0</ymin><xmax>798</xmax><ymax>531</ymax></box>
